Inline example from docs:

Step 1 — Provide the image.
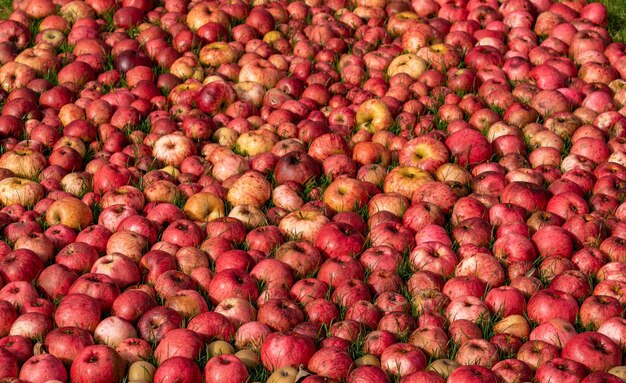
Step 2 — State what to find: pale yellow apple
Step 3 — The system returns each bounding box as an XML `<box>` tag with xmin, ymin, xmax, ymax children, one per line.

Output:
<box><xmin>236</xmin><ymin>349</ymin><xmax>260</xmax><ymax>370</ymax></box>
<box><xmin>608</xmin><ymin>366</ymin><xmax>626</xmax><ymax>381</ymax></box>
<box><xmin>46</xmin><ymin>197</ymin><xmax>93</xmax><ymax>230</ymax></box>
<box><xmin>0</xmin><ymin>177</ymin><xmax>44</xmax><ymax>207</ymax></box>
<box><xmin>267</xmin><ymin>367</ymin><xmax>298</xmax><ymax>383</ymax></box>
<box><xmin>207</xmin><ymin>340</ymin><xmax>235</xmax><ymax>357</ymax></box>
<box><xmin>493</xmin><ymin>315</ymin><xmax>531</xmax><ymax>339</ymax></box>
<box><xmin>278</xmin><ymin>209</ymin><xmax>330</xmax><ymax>242</ymax></box>
<box><xmin>387</xmin><ymin>54</ymin><xmax>428</xmax><ymax>80</ymax></box>
<box><xmin>235</xmin><ymin>130</ymin><xmax>279</xmax><ymax>157</ymax></box>
<box><xmin>0</xmin><ymin>149</ymin><xmax>47</xmax><ymax>179</ymax></box>
<box><xmin>383</xmin><ymin>166</ymin><xmax>434</xmax><ymax>199</ymax></box>
<box><xmin>356</xmin><ymin>99</ymin><xmax>394</xmax><ymax>133</ymax></box>
<box><xmin>428</xmin><ymin>359</ymin><xmax>460</xmax><ymax>379</ymax></box>
<box><xmin>183</xmin><ymin>192</ymin><xmax>225</xmax><ymax>222</ymax></box>
<box><xmin>234</xmin><ymin>82</ymin><xmax>266</xmax><ymax>107</ymax></box>
<box><xmin>226</xmin><ymin>170</ymin><xmax>272</xmax><ymax>208</ymax></box>
<box><xmin>355</xmin><ymin>354</ymin><xmax>380</xmax><ymax>367</ymax></box>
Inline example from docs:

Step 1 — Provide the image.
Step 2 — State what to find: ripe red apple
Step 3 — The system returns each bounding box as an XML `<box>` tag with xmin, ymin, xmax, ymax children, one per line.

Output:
<box><xmin>260</xmin><ymin>332</ymin><xmax>316</xmax><ymax>372</ymax></box>
<box><xmin>70</xmin><ymin>345</ymin><xmax>126</xmax><ymax>383</ymax></box>
<box><xmin>561</xmin><ymin>332</ymin><xmax>622</xmax><ymax>372</ymax></box>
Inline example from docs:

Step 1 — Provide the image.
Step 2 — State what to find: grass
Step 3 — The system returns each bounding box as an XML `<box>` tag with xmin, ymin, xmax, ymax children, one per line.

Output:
<box><xmin>598</xmin><ymin>0</ymin><xmax>626</xmax><ymax>42</ymax></box>
<box><xmin>0</xmin><ymin>0</ymin><xmax>10</xmax><ymax>19</ymax></box>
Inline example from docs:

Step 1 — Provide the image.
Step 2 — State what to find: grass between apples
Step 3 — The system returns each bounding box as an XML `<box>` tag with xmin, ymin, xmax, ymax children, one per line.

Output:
<box><xmin>597</xmin><ymin>0</ymin><xmax>626</xmax><ymax>42</ymax></box>
<box><xmin>0</xmin><ymin>0</ymin><xmax>10</xmax><ymax>19</ymax></box>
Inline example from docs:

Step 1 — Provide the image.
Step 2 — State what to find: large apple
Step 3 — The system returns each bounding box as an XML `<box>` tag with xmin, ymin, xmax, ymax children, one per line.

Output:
<box><xmin>562</xmin><ymin>332</ymin><xmax>622</xmax><ymax>372</ymax></box>
<box><xmin>260</xmin><ymin>332</ymin><xmax>316</xmax><ymax>372</ymax></box>
<box><xmin>70</xmin><ymin>345</ymin><xmax>126</xmax><ymax>383</ymax></box>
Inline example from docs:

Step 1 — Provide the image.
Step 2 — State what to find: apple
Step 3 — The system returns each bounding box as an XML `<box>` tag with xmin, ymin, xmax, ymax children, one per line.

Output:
<box><xmin>446</xmin><ymin>366</ymin><xmax>499</xmax><ymax>383</ymax></box>
<box><xmin>535</xmin><ymin>357</ymin><xmax>590</xmax><ymax>383</ymax></box>
<box><xmin>530</xmin><ymin>318</ymin><xmax>577</xmax><ymax>349</ymax></box>
<box><xmin>137</xmin><ymin>306</ymin><xmax>183</xmax><ymax>344</ymax></box>
<box><xmin>516</xmin><ymin>340</ymin><xmax>560</xmax><ymax>371</ymax></box>
<box><xmin>128</xmin><ymin>361</ymin><xmax>156</xmax><ymax>382</ymax></box>
<box><xmin>54</xmin><ymin>293</ymin><xmax>102</xmax><ymax>332</ymax></box>
<box><xmin>153</xmin><ymin>356</ymin><xmax>202</xmax><ymax>383</ymax></box>
<box><xmin>562</xmin><ymin>332</ymin><xmax>622</xmax><ymax>372</ymax></box>
<box><xmin>0</xmin><ymin>178</ymin><xmax>44</xmax><ymax>208</ymax></box>
<box><xmin>70</xmin><ymin>345</ymin><xmax>126</xmax><ymax>383</ymax></box>
<box><xmin>94</xmin><ymin>316</ymin><xmax>138</xmax><ymax>348</ymax></box>
<box><xmin>116</xmin><ymin>337</ymin><xmax>152</xmax><ymax>364</ymax></box>
<box><xmin>45</xmin><ymin>326</ymin><xmax>95</xmax><ymax>365</ymax></box>
<box><xmin>208</xmin><ymin>268</ymin><xmax>258</xmax><ymax>304</ymax></box>
<box><xmin>492</xmin><ymin>359</ymin><xmax>533</xmax><ymax>383</ymax></box>
<box><xmin>356</xmin><ymin>99</ymin><xmax>394</xmax><ymax>133</ymax></box>
<box><xmin>0</xmin><ymin>346</ymin><xmax>19</xmax><ymax>380</ymax></box>
<box><xmin>260</xmin><ymin>332</ymin><xmax>317</xmax><ymax>372</ymax></box>
<box><xmin>579</xmin><ymin>295</ymin><xmax>623</xmax><ymax>330</ymax></box>
<box><xmin>399</xmin><ymin>136</ymin><xmax>450</xmax><ymax>173</ymax></box>
<box><xmin>19</xmin><ymin>354</ymin><xmax>68</xmax><ymax>383</ymax></box>
<box><xmin>154</xmin><ymin>328</ymin><xmax>203</xmax><ymax>364</ymax></box>
<box><xmin>455</xmin><ymin>339</ymin><xmax>499</xmax><ymax>368</ymax></box>
<box><xmin>527</xmin><ymin>288</ymin><xmax>579</xmax><ymax>325</ymax></box>
<box><xmin>307</xmin><ymin>346</ymin><xmax>354</xmax><ymax>381</ymax></box>
<box><xmin>347</xmin><ymin>365</ymin><xmax>391</xmax><ymax>383</ymax></box>
<box><xmin>445</xmin><ymin>128</ymin><xmax>493</xmax><ymax>167</ymax></box>
<box><xmin>0</xmin><ymin>300</ymin><xmax>17</xmax><ymax>337</ymax></box>
<box><xmin>203</xmin><ymin>354</ymin><xmax>249</xmax><ymax>383</ymax></box>
<box><xmin>380</xmin><ymin>343</ymin><xmax>427</xmax><ymax>377</ymax></box>
<box><xmin>279</xmin><ymin>209</ymin><xmax>330</xmax><ymax>242</ymax></box>
<box><xmin>0</xmin><ymin>149</ymin><xmax>47</xmax><ymax>179</ymax></box>
<box><xmin>275</xmin><ymin>241</ymin><xmax>322</xmax><ymax>278</ymax></box>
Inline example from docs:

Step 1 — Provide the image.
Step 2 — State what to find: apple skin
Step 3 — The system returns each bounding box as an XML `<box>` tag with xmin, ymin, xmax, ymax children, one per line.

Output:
<box><xmin>154</xmin><ymin>356</ymin><xmax>202</xmax><ymax>383</ymax></box>
<box><xmin>235</xmin><ymin>321</ymin><xmax>273</xmax><ymax>352</ymax></box>
<box><xmin>561</xmin><ymin>332</ymin><xmax>622</xmax><ymax>372</ymax></box>
<box><xmin>484</xmin><ymin>286</ymin><xmax>527</xmax><ymax>317</ymax></box>
<box><xmin>516</xmin><ymin>340</ymin><xmax>560</xmax><ymax>371</ymax></box>
<box><xmin>492</xmin><ymin>359</ymin><xmax>533</xmax><ymax>383</ymax></box>
<box><xmin>445</xmin><ymin>128</ymin><xmax>493</xmax><ymax>167</ymax></box>
<box><xmin>203</xmin><ymin>354</ymin><xmax>249</xmax><ymax>383</ymax></box>
<box><xmin>314</xmin><ymin>222</ymin><xmax>366</xmax><ymax>259</ymax></box>
<box><xmin>347</xmin><ymin>365</ymin><xmax>391</xmax><ymax>383</ymax></box>
<box><xmin>19</xmin><ymin>354</ymin><xmax>68</xmax><ymax>383</ymax></box>
<box><xmin>54</xmin><ymin>293</ymin><xmax>102</xmax><ymax>333</ymax></box>
<box><xmin>527</xmin><ymin>288</ymin><xmax>579</xmax><ymax>325</ymax></box>
<box><xmin>154</xmin><ymin>328</ymin><xmax>203</xmax><ymax>364</ymax></box>
<box><xmin>581</xmin><ymin>372</ymin><xmax>624</xmax><ymax>383</ymax></box>
<box><xmin>579</xmin><ymin>295</ymin><xmax>623</xmax><ymax>330</ymax></box>
<box><xmin>70</xmin><ymin>345</ymin><xmax>126</xmax><ymax>383</ymax></box>
<box><xmin>0</xmin><ymin>346</ymin><xmax>19</xmax><ymax>379</ymax></box>
<box><xmin>187</xmin><ymin>311</ymin><xmax>235</xmax><ymax>342</ymax></box>
<box><xmin>0</xmin><ymin>300</ymin><xmax>18</xmax><ymax>337</ymax></box>
<box><xmin>69</xmin><ymin>273</ymin><xmax>121</xmax><ymax>312</ymax></box>
<box><xmin>530</xmin><ymin>319</ymin><xmax>577</xmax><ymax>350</ymax></box>
<box><xmin>274</xmin><ymin>151</ymin><xmax>322</xmax><ymax>186</ymax></box>
<box><xmin>260</xmin><ymin>332</ymin><xmax>317</xmax><ymax>372</ymax></box>
<box><xmin>44</xmin><ymin>326</ymin><xmax>95</xmax><ymax>365</ymax></box>
<box><xmin>137</xmin><ymin>306</ymin><xmax>183</xmax><ymax>344</ymax></box>
<box><xmin>208</xmin><ymin>268</ymin><xmax>259</xmax><ymax>304</ymax></box>
<box><xmin>92</xmin><ymin>164</ymin><xmax>134</xmax><ymax>195</ymax></box>
<box><xmin>535</xmin><ymin>357</ymin><xmax>590</xmax><ymax>383</ymax></box>
<box><xmin>446</xmin><ymin>365</ymin><xmax>499</xmax><ymax>383</ymax></box>
<box><xmin>306</xmin><ymin>346</ymin><xmax>354</xmax><ymax>381</ymax></box>
<box><xmin>0</xmin><ymin>248</ymin><xmax>45</xmax><ymax>284</ymax></box>
<box><xmin>380</xmin><ymin>342</ymin><xmax>427</xmax><ymax>377</ymax></box>
<box><xmin>0</xmin><ymin>333</ymin><xmax>33</xmax><ymax>365</ymax></box>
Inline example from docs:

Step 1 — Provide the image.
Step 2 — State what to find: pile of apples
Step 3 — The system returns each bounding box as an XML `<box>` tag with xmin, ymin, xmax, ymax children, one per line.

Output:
<box><xmin>2</xmin><ymin>0</ymin><xmax>626</xmax><ymax>380</ymax></box>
